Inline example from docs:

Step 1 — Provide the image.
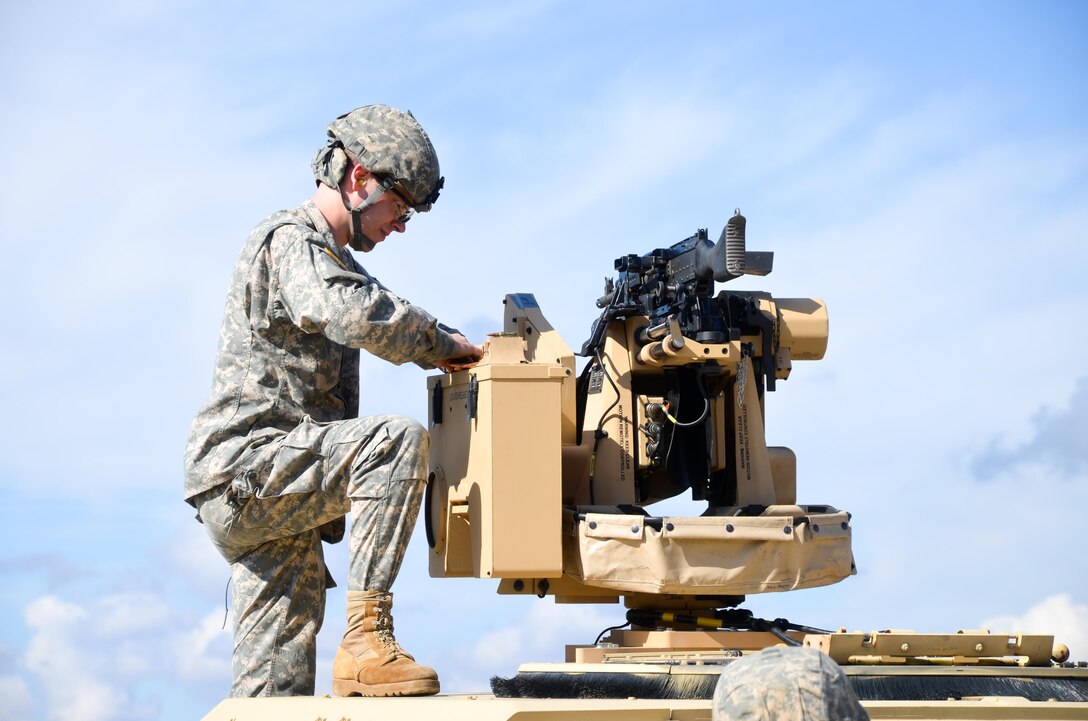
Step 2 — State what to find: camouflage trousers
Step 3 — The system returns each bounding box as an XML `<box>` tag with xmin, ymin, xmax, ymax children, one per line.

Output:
<box><xmin>196</xmin><ymin>414</ymin><xmax>428</xmax><ymax>697</ymax></box>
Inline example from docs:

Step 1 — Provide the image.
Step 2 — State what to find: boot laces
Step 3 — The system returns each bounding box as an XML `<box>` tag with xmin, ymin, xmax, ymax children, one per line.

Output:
<box><xmin>374</xmin><ymin>604</ymin><xmax>407</xmax><ymax>657</ymax></box>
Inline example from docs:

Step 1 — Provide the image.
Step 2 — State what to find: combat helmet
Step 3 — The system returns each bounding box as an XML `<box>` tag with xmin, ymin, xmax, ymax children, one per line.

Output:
<box><xmin>312</xmin><ymin>104</ymin><xmax>445</xmax><ymax>251</ymax></box>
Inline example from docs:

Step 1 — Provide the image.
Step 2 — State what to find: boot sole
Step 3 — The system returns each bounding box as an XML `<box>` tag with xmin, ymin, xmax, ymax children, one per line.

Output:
<box><xmin>332</xmin><ymin>678</ymin><xmax>440</xmax><ymax>697</ymax></box>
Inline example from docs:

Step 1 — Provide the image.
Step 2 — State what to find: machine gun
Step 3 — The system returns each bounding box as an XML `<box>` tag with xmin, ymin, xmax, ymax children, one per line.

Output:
<box><xmin>581</xmin><ymin>209</ymin><xmax>769</xmax><ymax>356</ymax></box>
<box><xmin>425</xmin><ymin>209</ymin><xmax>850</xmax><ymax>608</ymax></box>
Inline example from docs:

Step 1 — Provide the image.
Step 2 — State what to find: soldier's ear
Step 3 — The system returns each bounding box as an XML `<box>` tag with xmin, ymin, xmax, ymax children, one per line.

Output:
<box><xmin>351</xmin><ymin>165</ymin><xmax>371</xmax><ymax>186</ymax></box>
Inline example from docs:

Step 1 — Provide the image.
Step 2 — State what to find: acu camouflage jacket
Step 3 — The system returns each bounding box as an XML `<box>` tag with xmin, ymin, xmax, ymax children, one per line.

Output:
<box><xmin>184</xmin><ymin>201</ymin><xmax>456</xmax><ymax>500</ymax></box>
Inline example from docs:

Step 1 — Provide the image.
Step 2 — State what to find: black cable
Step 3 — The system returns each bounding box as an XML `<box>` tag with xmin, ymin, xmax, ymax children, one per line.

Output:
<box><xmin>587</xmin><ymin>348</ymin><xmax>622</xmax><ymax>505</ymax></box>
<box><xmin>766</xmin><ymin>625</ymin><xmax>803</xmax><ymax>647</ymax></box>
<box><xmin>774</xmin><ymin>617</ymin><xmax>834</xmax><ymax>635</ymax></box>
<box><xmin>669</xmin><ymin>395</ymin><xmax>710</xmax><ymax>427</ymax></box>
<box><xmin>596</xmin><ymin>348</ymin><xmax>622</xmax><ymax>417</ymax></box>
<box><xmin>594</xmin><ymin>620</ymin><xmax>631</xmax><ymax>646</ymax></box>
<box><xmin>662</xmin><ymin>379</ymin><xmax>711</xmax><ymax>471</ymax></box>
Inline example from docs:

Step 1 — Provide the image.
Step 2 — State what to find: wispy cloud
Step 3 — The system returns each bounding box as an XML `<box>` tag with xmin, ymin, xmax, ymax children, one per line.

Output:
<box><xmin>971</xmin><ymin>377</ymin><xmax>1088</xmax><ymax>480</ymax></box>
<box><xmin>440</xmin><ymin>601</ymin><xmax>618</xmax><ymax>692</ymax></box>
<box><xmin>981</xmin><ymin>594</ymin><xmax>1088</xmax><ymax>663</ymax></box>
<box><xmin>21</xmin><ymin>591</ymin><xmax>227</xmax><ymax>721</ymax></box>
<box><xmin>0</xmin><ymin>555</ymin><xmax>86</xmax><ymax>591</ymax></box>
<box><xmin>0</xmin><ymin>674</ymin><xmax>32</xmax><ymax>721</ymax></box>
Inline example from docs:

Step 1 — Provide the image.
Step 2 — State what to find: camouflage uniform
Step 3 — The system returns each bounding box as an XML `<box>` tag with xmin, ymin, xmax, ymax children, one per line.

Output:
<box><xmin>712</xmin><ymin>647</ymin><xmax>870</xmax><ymax>720</ymax></box>
<box><xmin>185</xmin><ymin>200</ymin><xmax>455</xmax><ymax>697</ymax></box>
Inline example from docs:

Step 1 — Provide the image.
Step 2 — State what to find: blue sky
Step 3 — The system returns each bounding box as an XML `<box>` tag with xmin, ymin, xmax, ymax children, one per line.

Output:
<box><xmin>1</xmin><ymin>1</ymin><xmax>1086</xmax><ymax>719</ymax></box>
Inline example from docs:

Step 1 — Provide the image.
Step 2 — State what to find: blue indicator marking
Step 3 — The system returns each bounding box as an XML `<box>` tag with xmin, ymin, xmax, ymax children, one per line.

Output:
<box><xmin>510</xmin><ymin>293</ymin><xmax>539</xmax><ymax>309</ymax></box>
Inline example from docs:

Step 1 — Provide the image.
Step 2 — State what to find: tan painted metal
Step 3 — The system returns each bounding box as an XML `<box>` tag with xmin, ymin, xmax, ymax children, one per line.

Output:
<box><xmin>566</xmin><ymin>630</ymin><xmax>1075</xmax><ymax>668</ymax></box>
<box><xmin>500</xmin><ymin>294</ymin><xmax>579</xmax><ymax>443</ymax></box>
<box><xmin>862</xmin><ymin>698</ymin><xmax>1088</xmax><ymax>721</ymax></box>
<box><xmin>202</xmin><ymin>692</ymin><xmax>1088</xmax><ymax>721</ymax></box>
<box><xmin>200</xmin><ymin>695</ymin><xmax>717</xmax><ymax>721</ymax></box>
<box><xmin>426</xmin><ymin>293</ymin><xmax>852</xmax><ymax>597</ymax></box>
<box><xmin>805</xmin><ymin>631</ymin><xmax>1060</xmax><ymax>667</ymax></box>
<box><xmin>568</xmin><ymin>629</ymin><xmax>806</xmax><ymax>662</ymax></box>
<box><xmin>732</xmin><ymin>355</ymin><xmax>776</xmax><ymax>506</ymax></box>
<box><xmin>426</xmin><ymin>336</ymin><xmax>568</xmax><ymax>579</ymax></box>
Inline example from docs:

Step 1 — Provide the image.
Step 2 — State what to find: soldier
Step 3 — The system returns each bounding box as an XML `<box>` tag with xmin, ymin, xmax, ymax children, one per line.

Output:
<box><xmin>712</xmin><ymin>647</ymin><xmax>870</xmax><ymax>720</ymax></box>
<box><xmin>184</xmin><ymin>104</ymin><xmax>483</xmax><ymax>698</ymax></box>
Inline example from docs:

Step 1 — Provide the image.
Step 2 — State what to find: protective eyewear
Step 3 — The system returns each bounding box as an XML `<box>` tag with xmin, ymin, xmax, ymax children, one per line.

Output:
<box><xmin>375</xmin><ymin>175</ymin><xmax>415</xmax><ymax>224</ymax></box>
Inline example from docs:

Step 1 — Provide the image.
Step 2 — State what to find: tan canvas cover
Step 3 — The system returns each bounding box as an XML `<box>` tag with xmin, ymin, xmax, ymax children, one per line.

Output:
<box><xmin>562</xmin><ymin>507</ymin><xmax>855</xmax><ymax>595</ymax></box>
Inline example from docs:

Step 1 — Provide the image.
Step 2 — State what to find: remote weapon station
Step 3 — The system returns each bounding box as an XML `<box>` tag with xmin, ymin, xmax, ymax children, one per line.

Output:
<box><xmin>204</xmin><ymin>210</ymin><xmax>1087</xmax><ymax>720</ymax></box>
<box><xmin>427</xmin><ymin>209</ymin><xmax>850</xmax><ymax>615</ymax></box>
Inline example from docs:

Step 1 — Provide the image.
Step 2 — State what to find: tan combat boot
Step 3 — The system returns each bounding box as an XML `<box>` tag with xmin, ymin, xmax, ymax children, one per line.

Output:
<box><xmin>332</xmin><ymin>590</ymin><xmax>440</xmax><ymax>697</ymax></box>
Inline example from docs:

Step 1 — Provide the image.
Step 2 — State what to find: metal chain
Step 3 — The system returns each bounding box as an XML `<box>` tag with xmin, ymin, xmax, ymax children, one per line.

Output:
<box><xmin>736</xmin><ymin>351</ymin><xmax>748</xmax><ymax>407</ymax></box>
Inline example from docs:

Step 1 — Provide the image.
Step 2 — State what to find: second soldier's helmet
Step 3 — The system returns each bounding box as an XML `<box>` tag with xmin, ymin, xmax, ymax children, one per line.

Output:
<box><xmin>312</xmin><ymin>104</ymin><xmax>444</xmax><ymax>212</ymax></box>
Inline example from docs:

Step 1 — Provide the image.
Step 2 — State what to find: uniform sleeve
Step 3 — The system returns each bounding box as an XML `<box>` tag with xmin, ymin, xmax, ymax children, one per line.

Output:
<box><xmin>274</xmin><ymin>231</ymin><xmax>457</xmax><ymax>366</ymax></box>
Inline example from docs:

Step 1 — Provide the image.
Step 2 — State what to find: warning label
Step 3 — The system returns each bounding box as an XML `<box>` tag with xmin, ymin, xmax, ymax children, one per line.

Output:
<box><xmin>736</xmin><ymin>402</ymin><xmax>752</xmax><ymax>482</ymax></box>
<box><xmin>588</xmin><ymin>367</ymin><xmax>604</xmax><ymax>394</ymax></box>
<box><xmin>616</xmin><ymin>404</ymin><xmax>633</xmax><ymax>489</ymax></box>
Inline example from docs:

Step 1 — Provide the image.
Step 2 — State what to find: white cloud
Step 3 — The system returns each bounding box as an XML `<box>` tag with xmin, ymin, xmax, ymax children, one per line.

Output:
<box><xmin>0</xmin><ymin>674</ymin><xmax>33</xmax><ymax>721</ymax></box>
<box><xmin>981</xmin><ymin>594</ymin><xmax>1088</xmax><ymax>664</ymax></box>
<box><xmin>471</xmin><ymin>626</ymin><xmax>527</xmax><ymax>668</ymax></box>
<box><xmin>23</xmin><ymin>595</ymin><xmax>139</xmax><ymax>721</ymax></box>
<box><xmin>21</xmin><ymin>592</ymin><xmax>226</xmax><ymax>721</ymax></box>
<box><xmin>24</xmin><ymin>595</ymin><xmax>86</xmax><ymax>632</ymax></box>
<box><xmin>438</xmin><ymin>601</ymin><xmax>618</xmax><ymax>691</ymax></box>
<box><xmin>46</xmin><ymin>681</ymin><xmax>129</xmax><ymax>721</ymax></box>
<box><xmin>94</xmin><ymin>593</ymin><xmax>173</xmax><ymax>636</ymax></box>
<box><xmin>160</xmin><ymin>521</ymin><xmax>233</xmax><ymax>598</ymax></box>
<box><xmin>416</xmin><ymin>0</ymin><xmax>560</xmax><ymax>41</ymax></box>
<box><xmin>173</xmin><ymin>611</ymin><xmax>232</xmax><ymax>683</ymax></box>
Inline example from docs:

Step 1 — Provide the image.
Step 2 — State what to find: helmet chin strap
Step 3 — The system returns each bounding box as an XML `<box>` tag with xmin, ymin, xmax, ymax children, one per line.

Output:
<box><xmin>340</xmin><ymin>183</ymin><xmax>388</xmax><ymax>252</ymax></box>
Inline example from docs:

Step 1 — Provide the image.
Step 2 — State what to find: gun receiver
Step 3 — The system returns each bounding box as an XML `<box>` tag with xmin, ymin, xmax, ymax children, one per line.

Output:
<box><xmin>426</xmin><ymin>210</ymin><xmax>851</xmax><ymax>607</ymax></box>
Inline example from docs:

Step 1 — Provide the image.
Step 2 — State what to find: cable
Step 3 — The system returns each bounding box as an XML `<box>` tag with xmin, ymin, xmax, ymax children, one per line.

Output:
<box><xmin>594</xmin><ymin>620</ymin><xmax>631</xmax><ymax>646</ymax></box>
<box><xmin>765</xmin><ymin>624</ymin><xmax>803</xmax><ymax>647</ymax></box>
<box><xmin>661</xmin><ymin>378</ymin><xmax>712</xmax><ymax>473</ymax></box>
<box><xmin>662</xmin><ymin>396</ymin><xmax>710</xmax><ymax>427</ymax></box>
<box><xmin>587</xmin><ymin>348</ymin><xmax>622</xmax><ymax>505</ymax></box>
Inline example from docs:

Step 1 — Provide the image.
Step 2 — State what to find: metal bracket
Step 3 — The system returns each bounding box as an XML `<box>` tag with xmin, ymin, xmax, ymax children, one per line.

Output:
<box><xmin>467</xmin><ymin>375</ymin><xmax>479</xmax><ymax>420</ymax></box>
<box><xmin>430</xmin><ymin>380</ymin><xmax>443</xmax><ymax>426</ymax></box>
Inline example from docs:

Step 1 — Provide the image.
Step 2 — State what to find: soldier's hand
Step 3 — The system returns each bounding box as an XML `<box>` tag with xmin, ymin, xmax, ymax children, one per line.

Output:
<box><xmin>438</xmin><ymin>333</ymin><xmax>484</xmax><ymax>373</ymax></box>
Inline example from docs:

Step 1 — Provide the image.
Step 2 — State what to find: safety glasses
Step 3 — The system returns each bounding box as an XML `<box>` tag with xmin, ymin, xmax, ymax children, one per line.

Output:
<box><xmin>374</xmin><ymin>175</ymin><xmax>415</xmax><ymax>224</ymax></box>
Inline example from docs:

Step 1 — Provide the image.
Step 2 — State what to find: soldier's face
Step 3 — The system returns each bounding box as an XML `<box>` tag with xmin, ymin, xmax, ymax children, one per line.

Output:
<box><xmin>356</xmin><ymin>179</ymin><xmax>409</xmax><ymax>252</ymax></box>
